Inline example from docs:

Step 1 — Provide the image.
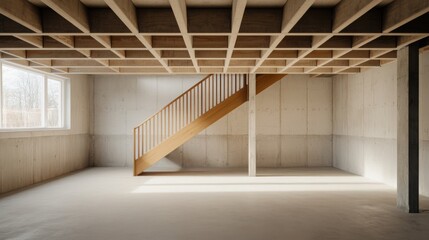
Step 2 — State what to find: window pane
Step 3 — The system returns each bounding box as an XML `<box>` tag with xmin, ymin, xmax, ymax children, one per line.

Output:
<box><xmin>47</xmin><ymin>79</ymin><xmax>62</xmax><ymax>127</ymax></box>
<box><xmin>2</xmin><ymin>65</ymin><xmax>44</xmax><ymax>128</ymax></box>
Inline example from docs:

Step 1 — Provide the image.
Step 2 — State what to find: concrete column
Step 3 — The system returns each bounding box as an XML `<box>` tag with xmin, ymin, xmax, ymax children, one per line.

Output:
<box><xmin>397</xmin><ymin>42</ymin><xmax>420</xmax><ymax>213</ymax></box>
<box><xmin>248</xmin><ymin>74</ymin><xmax>256</xmax><ymax>176</ymax></box>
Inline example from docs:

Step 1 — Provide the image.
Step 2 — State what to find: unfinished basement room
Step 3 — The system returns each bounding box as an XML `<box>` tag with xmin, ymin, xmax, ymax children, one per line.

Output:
<box><xmin>1</xmin><ymin>0</ymin><xmax>429</xmax><ymax>239</ymax></box>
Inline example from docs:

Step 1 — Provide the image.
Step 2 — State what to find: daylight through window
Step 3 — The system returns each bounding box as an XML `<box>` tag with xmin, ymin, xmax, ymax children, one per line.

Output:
<box><xmin>0</xmin><ymin>63</ymin><xmax>66</xmax><ymax>130</ymax></box>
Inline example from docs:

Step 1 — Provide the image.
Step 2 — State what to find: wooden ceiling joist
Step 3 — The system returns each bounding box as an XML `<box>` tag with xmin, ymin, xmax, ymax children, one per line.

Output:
<box><xmin>0</xmin><ymin>0</ymin><xmax>42</xmax><ymax>33</ymax></box>
<box><xmin>0</xmin><ymin>0</ymin><xmax>428</xmax><ymax>75</ymax></box>
<box><xmin>332</xmin><ymin>0</ymin><xmax>382</xmax><ymax>33</ymax></box>
<box><xmin>250</xmin><ymin>0</ymin><xmax>315</xmax><ymax>73</ymax></box>
<box><xmin>105</xmin><ymin>0</ymin><xmax>172</xmax><ymax>72</ymax></box>
<box><xmin>383</xmin><ymin>0</ymin><xmax>429</xmax><ymax>33</ymax></box>
<box><xmin>169</xmin><ymin>0</ymin><xmax>199</xmax><ymax>72</ymax></box>
<box><xmin>224</xmin><ymin>0</ymin><xmax>247</xmax><ymax>72</ymax></box>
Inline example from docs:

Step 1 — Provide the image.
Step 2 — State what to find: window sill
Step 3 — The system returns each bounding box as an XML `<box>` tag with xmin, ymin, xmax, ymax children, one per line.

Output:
<box><xmin>0</xmin><ymin>127</ymin><xmax>76</xmax><ymax>139</ymax></box>
<box><xmin>0</xmin><ymin>127</ymin><xmax>68</xmax><ymax>133</ymax></box>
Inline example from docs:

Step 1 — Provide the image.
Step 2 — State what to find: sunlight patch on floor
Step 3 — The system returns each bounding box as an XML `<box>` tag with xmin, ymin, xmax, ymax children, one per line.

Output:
<box><xmin>132</xmin><ymin>175</ymin><xmax>391</xmax><ymax>193</ymax></box>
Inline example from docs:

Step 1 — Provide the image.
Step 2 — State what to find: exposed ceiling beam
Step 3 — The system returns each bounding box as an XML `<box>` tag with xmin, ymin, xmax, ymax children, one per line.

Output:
<box><xmin>105</xmin><ymin>0</ymin><xmax>172</xmax><ymax>73</ymax></box>
<box><xmin>14</xmin><ymin>35</ymin><xmax>43</xmax><ymax>48</ymax></box>
<box><xmin>397</xmin><ymin>35</ymin><xmax>429</xmax><ymax>49</ymax></box>
<box><xmin>0</xmin><ymin>50</ymin><xmax>26</xmax><ymax>58</ymax></box>
<box><xmin>104</xmin><ymin>0</ymin><xmax>139</xmax><ymax>33</ymax></box>
<box><xmin>0</xmin><ymin>0</ymin><xmax>42</xmax><ymax>33</ymax></box>
<box><xmin>293</xmin><ymin>0</ymin><xmax>383</xmax><ymax>73</ymax></box>
<box><xmin>383</xmin><ymin>0</ymin><xmax>429</xmax><ymax>33</ymax></box>
<box><xmin>91</xmin><ymin>35</ymin><xmax>126</xmax><ymax>58</ymax></box>
<box><xmin>333</xmin><ymin>0</ymin><xmax>382</xmax><ymax>33</ymax></box>
<box><xmin>251</xmin><ymin>0</ymin><xmax>315</xmax><ymax>72</ymax></box>
<box><xmin>281</xmin><ymin>0</ymin><xmax>315</xmax><ymax>33</ymax></box>
<box><xmin>0</xmin><ymin>1</ymin><xmax>427</xmax><ymax>75</ymax></box>
<box><xmin>169</xmin><ymin>0</ymin><xmax>199</xmax><ymax>73</ymax></box>
<box><xmin>40</xmin><ymin>0</ymin><xmax>124</xmax><ymax>71</ymax></box>
<box><xmin>224</xmin><ymin>0</ymin><xmax>247</xmax><ymax>72</ymax></box>
<box><xmin>51</xmin><ymin>35</ymin><xmax>75</xmax><ymax>48</ymax></box>
<box><xmin>41</xmin><ymin>0</ymin><xmax>89</xmax><ymax>33</ymax></box>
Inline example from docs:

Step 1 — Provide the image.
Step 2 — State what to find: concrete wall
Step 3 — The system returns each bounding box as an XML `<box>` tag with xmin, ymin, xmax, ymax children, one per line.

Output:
<box><xmin>333</xmin><ymin>52</ymin><xmax>429</xmax><ymax>196</ymax></box>
<box><xmin>93</xmin><ymin>74</ymin><xmax>333</xmax><ymax>170</ymax></box>
<box><xmin>0</xmin><ymin>75</ymin><xmax>92</xmax><ymax>194</ymax></box>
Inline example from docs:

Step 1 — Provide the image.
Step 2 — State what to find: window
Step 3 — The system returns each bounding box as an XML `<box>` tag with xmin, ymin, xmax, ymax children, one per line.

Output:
<box><xmin>0</xmin><ymin>63</ymin><xmax>67</xmax><ymax>130</ymax></box>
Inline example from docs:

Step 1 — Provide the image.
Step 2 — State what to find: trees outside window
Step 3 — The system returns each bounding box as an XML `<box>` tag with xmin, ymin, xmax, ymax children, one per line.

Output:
<box><xmin>0</xmin><ymin>63</ymin><xmax>65</xmax><ymax>130</ymax></box>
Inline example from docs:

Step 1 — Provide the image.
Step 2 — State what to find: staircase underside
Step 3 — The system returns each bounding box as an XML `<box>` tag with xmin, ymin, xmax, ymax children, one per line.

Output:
<box><xmin>134</xmin><ymin>74</ymin><xmax>286</xmax><ymax>175</ymax></box>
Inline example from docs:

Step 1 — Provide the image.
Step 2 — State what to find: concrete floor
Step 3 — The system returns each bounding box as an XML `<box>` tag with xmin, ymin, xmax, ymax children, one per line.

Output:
<box><xmin>1</xmin><ymin>168</ymin><xmax>429</xmax><ymax>240</ymax></box>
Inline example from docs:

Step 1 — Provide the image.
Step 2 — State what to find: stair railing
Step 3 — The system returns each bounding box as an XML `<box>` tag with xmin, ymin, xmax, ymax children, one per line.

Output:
<box><xmin>134</xmin><ymin>74</ymin><xmax>248</xmax><ymax>161</ymax></box>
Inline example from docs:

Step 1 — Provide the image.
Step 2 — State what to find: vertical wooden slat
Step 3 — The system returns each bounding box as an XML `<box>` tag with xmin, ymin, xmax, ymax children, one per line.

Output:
<box><xmin>144</xmin><ymin>123</ymin><xmax>147</xmax><ymax>153</ymax></box>
<box><xmin>212</xmin><ymin>75</ymin><xmax>215</xmax><ymax>106</ymax></box>
<box><xmin>160</xmin><ymin>112</ymin><xmax>162</xmax><ymax>143</ymax></box>
<box><xmin>222</xmin><ymin>74</ymin><xmax>224</xmax><ymax>101</ymax></box>
<box><xmin>231</xmin><ymin>74</ymin><xmax>234</xmax><ymax>94</ymax></box>
<box><xmin>180</xmin><ymin>96</ymin><xmax>183</xmax><ymax>129</ymax></box>
<box><xmin>166</xmin><ymin>108</ymin><xmax>169</xmax><ymax>139</ymax></box>
<box><xmin>175</xmin><ymin>100</ymin><xmax>177</xmax><ymax>133</ymax></box>
<box><xmin>141</xmin><ymin>125</ymin><xmax>144</xmax><ymax>155</ymax></box>
<box><xmin>226</xmin><ymin>74</ymin><xmax>229</xmax><ymax>98</ymax></box>
<box><xmin>191</xmin><ymin>89</ymin><xmax>194</xmax><ymax>122</ymax></box>
<box><xmin>194</xmin><ymin>85</ymin><xmax>198</xmax><ymax>120</ymax></box>
<box><xmin>179</xmin><ymin>96</ymin><xmax>185</xmax><ymax>128</ymax></box>
<box><xmin>133</xmin><ymin>128</ymin><xmax>136</xmax><ymax>160</ymax></box>
<box><xmin>210</xmin><ymin>76</ymin><xmax>212</xmax><ymax>109</ymax></box>
<box><xmin>186</xmin><ymin>92</ymin><xmax>189</xmax><ymax>124</ymax></box>
<box><xmin>157</xmin><ymin>114</ymin><xmax>159</xmax><ymax>145</ymax></box>
<box><xmin>215</xmin><ymin>74</ymin><xmax>218</xmax><ymax>104</ymax></box>
<box><xmin>200</xmin><ymin>83</ymin><xmax>202</xmax><ymax>116</ymax></box>
<box><xmin>205</xmin><ymin>79</ymin><xmax>210</xmax><ymax>111</ymax></box>
<box><xmin>197</xmin><ymin>84</ymin><xmax>200</xmax><ymax>117</ymax></box>
<box><xmin>140</xmin><ymin>126</ymin><xmax>143</xmax><ymax>156</ymax></box>
<box><xmin>214</xmin><ymin>74</ymin><xmax>216</xmax><ymax>104</ymax></box>
<box><xmin>203</xmin><ymin>80</ymin><xmax>205</xmax><ymax>112</ymax></box>
<box><xmin>160</xmin><ymin>110</ymin><xmax>163</xmax><ymax>142</ymax></box>
<box><xmin>151</xmin><ymin>118</ymin><xmax>154</xmax><ymax>150</ymax></box>
<box><xmin>217</xmin><ymin>74</ymin><xmax>220</xmax><ymax>104</ymax></box>
<box><xmin>186</xmin><ymin>93</ymin><xmax>188</xmax><ymax>124</ymax></box>
<box><xmin>188</xmin><ymin>91</ymin><xmax>191</xmax><ymax>123</ymax></box>
<box><xmin>141</xmin><ymin>125</ymin><xmax>144</xmax><ymax>154</ymax></box>
<box><xmin>191</xmin><ymin>90</ymin><xmax>193</xmax><ymax>122</ymax></box>
<box><xmin>162</xmin><ymin>109</ymin><xmax>165</xmax><ymax>141</ymax></box>
<box><xmin>137</xmin><ymin>127</ymin><xmax>141</xmax><ymax>158</ymax></box>
<box><xmin>172</xmin><ymin>102</ymin><xmax>175</xmax><ymax>134</ymax></box>
<box><xmin>218</xmin><ymin>74</ymin><xmax>221</xmax><ymax>104</ymax></box>
<box><xmin>196</xmin><ymin>84</ymin><xmax>200</xmax><ymax>117</ymax></box>
<box><xmin>148</xmin><ymin>121</ymin><xmax>150</xmax><ymax>151</ymax></box>
<box><xmin>231</xmin><ymin>74</ymin><xmax>234</xmax><ymax>96</ymax></box>
<box><xmin>156</xmin><ymin>114</ymin><xmax>159</xmax><ymax>145</ymax></box>
<box><xmin>200</xmin><ymin>83</ymin><xmax>203</xmax><ymax>116</ymax></box>
<box><xmin>153</xmin><ymin>116</ymin><xmax>156</xmax><ymax>147</ymax></box>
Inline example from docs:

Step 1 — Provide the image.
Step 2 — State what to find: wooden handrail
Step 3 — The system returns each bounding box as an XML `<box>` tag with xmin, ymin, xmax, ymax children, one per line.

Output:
<box><xmin>134</xmin><ymin>74</ymin><xmax>248</xmax><ymax>161</ymax></box>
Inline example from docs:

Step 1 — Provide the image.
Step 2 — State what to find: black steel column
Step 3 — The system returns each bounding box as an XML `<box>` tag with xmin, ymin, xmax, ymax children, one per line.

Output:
<box><xmin>407</xmin><ymin>41</ymin><xmax>419</xmax><ymax>213</ymax></box>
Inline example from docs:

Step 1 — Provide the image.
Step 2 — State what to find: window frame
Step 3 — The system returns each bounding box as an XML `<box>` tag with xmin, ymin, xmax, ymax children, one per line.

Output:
<box><xmin>0</xmin><ymin>61</ymin><xmax>69</xmax><ymax>132</ymax></box>
<box><xmin>46</xmin><ymin>77</ymin><xmax>65</xmax><ymax>129</ymax></box>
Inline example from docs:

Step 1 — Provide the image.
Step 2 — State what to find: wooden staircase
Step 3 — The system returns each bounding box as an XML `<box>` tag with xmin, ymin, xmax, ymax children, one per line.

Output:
<box><xmin>133</xmin><ymin>74</ymin><xmax>286</xmax><ymax>175</ymax></box>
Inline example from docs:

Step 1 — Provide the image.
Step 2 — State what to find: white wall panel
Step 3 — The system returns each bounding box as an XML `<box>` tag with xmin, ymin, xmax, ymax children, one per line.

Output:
<box><xmin>0</xmin><ymin>75</ymin><xmax>91</xmax><ymax>193</ymax></box>
<box><xmin>333</xmin><ymin>56</ymin><xmax>429</xmax><ymax>195</ymax></box>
